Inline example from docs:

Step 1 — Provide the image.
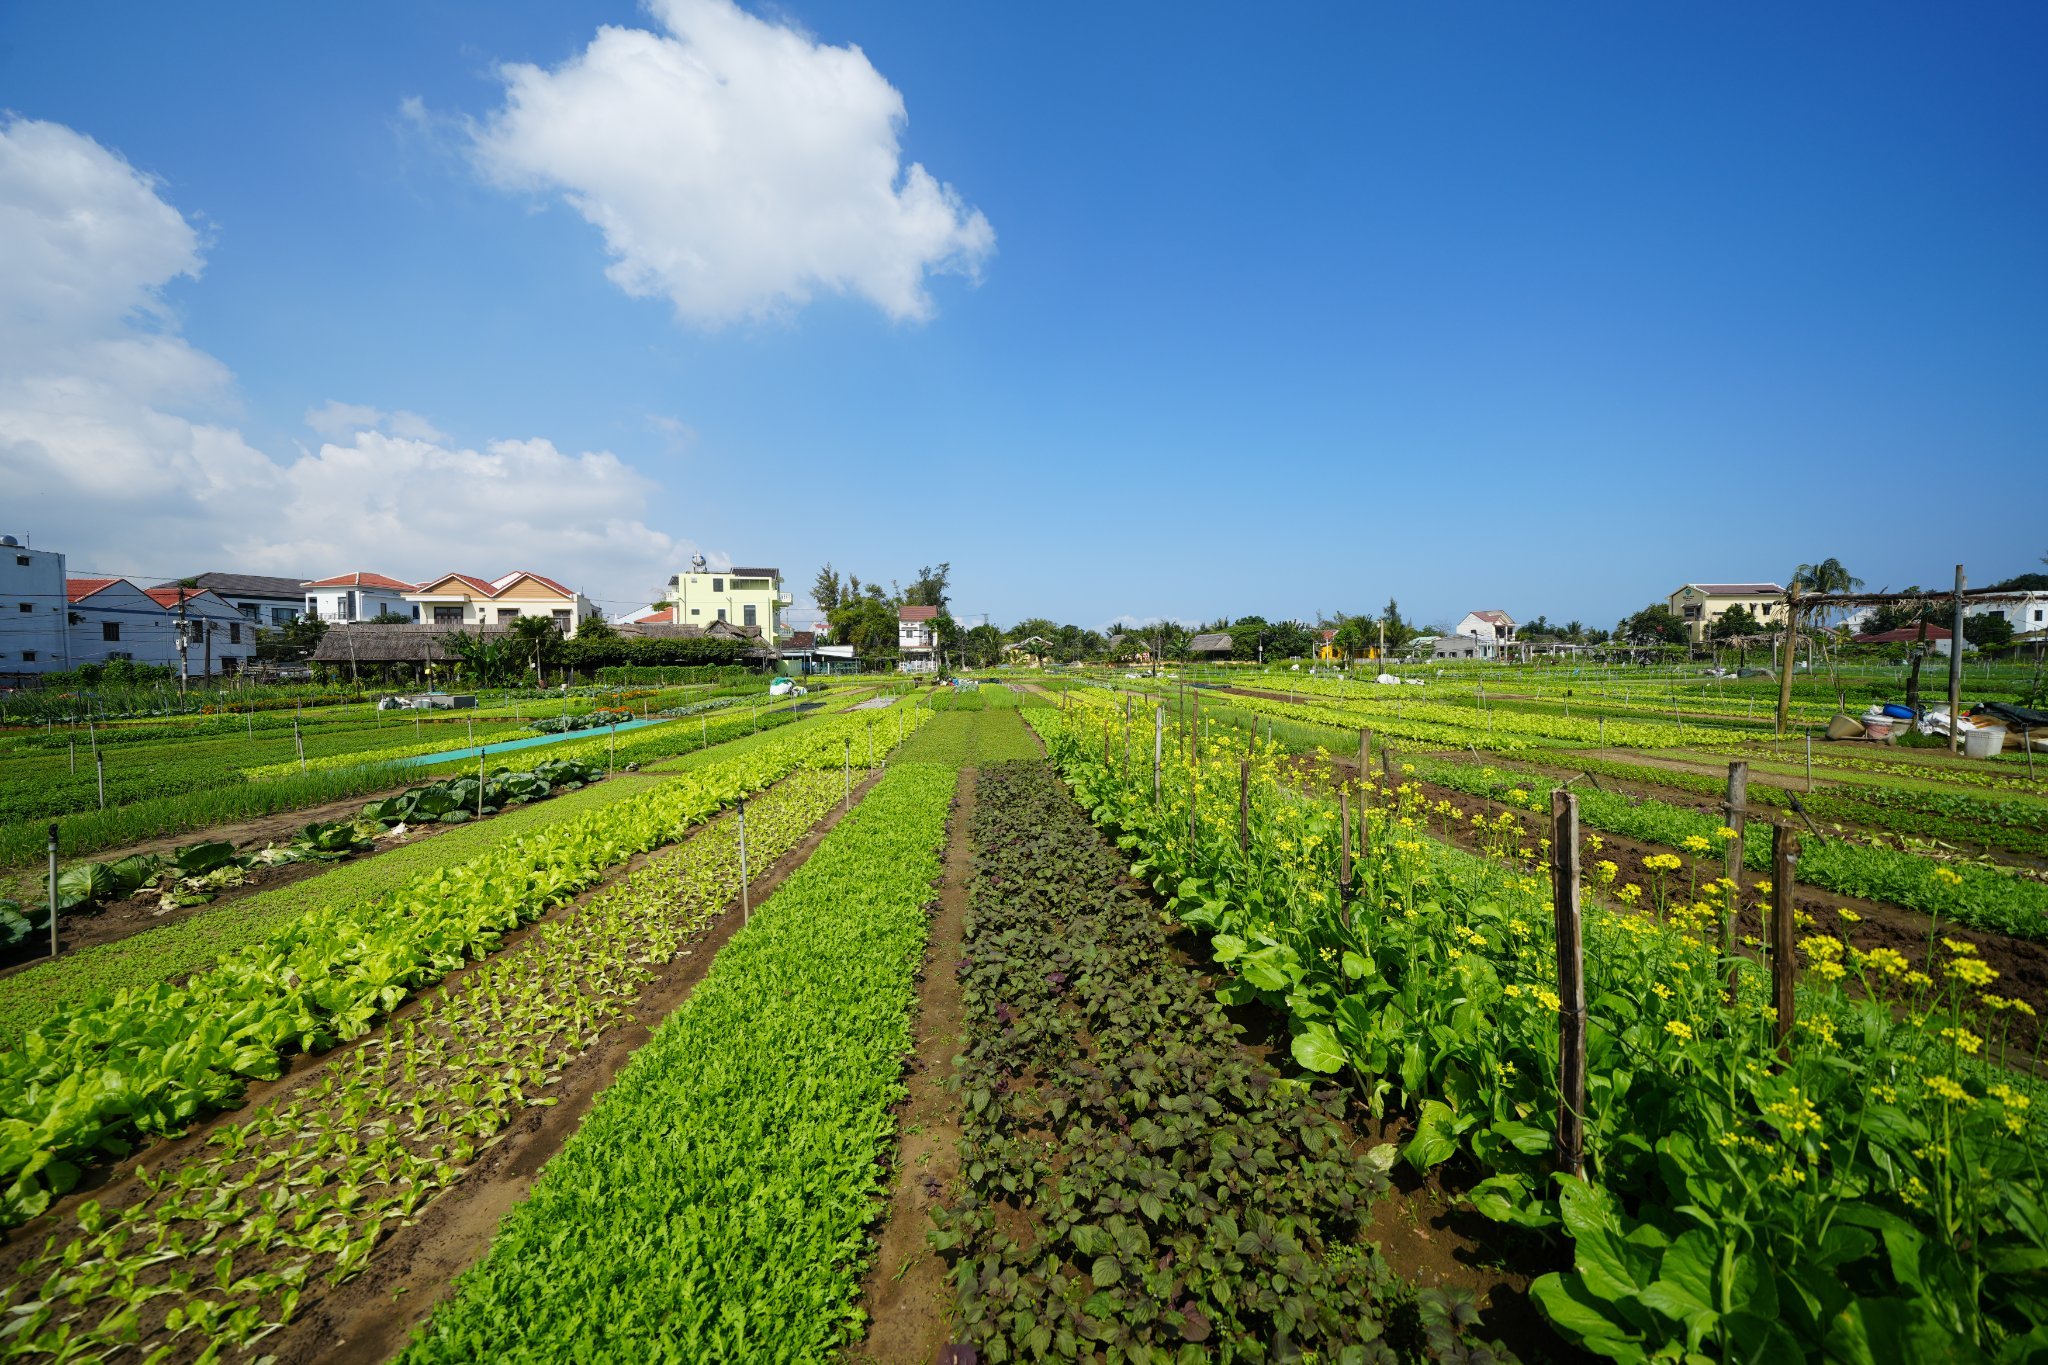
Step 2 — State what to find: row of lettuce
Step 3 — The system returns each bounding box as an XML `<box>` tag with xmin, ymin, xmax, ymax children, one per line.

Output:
<box><xmin>0</xmin><ymin>704</ymin><xmax>918</xmax><ymax>1229</ymax></box>
<box><xmin>1027</xmin><ymin>696</ymin><xmax>2047</xmax><ymax>1363</ymax></box>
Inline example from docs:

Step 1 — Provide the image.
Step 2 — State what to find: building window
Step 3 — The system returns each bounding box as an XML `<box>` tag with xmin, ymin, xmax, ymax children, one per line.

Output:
<box><xmin>16</xmin><ymin>603</ymin><xmax>29</xmax><ymax>612</ymax></box>
<box><xmin>434</xmin><ymin>605</ymin><xmax>463</xmax><ymax>624</ymax></box>
<box><xmin>552</xmin><ymin>610</ymin><xmax>571</xmax><ymax>630</ymax></box>
<box><xmin>743</xmin><ymin>603</ymin><xmax>757</xmax><ymax>627</ymax></box>
<box><xmin>229</xmin><ymin>623</ymin><xmax>241</xmax><ymax>644</ymax></box>
<box><xmin>13</xmin><ymin>555</ymin><xmax>27</xmax><ymax>566</ymax></box>
<box><xmin>497</xmin><ymin>608</ymin><xmax>521</xmax><ymax>623</ymax></box>
<box><xmin>103</xmin><ymin>622</ymin><xmax>120</xmax><ymax>642</ymax></box>
<box><xmin>411</xmin><ymin>605</ymin><xmax>420</xmax><ymax>621</ymax></box>
<box><xmin>239</xmin><ymin>603</ymin><xmax>259</xmax><ymax>621</ymax></box>
<box><xmin>273</xmin><ymin>607</ymin><xmax>293</xmax><ymax>625</ymax></box>
<box><xmin>690</xmin><ymin>608</ymin><xmax>701</xmax><ymax>616</ymax></box>
<box><xmin>712</xmin><ymin>577</ymin><xmax>724</xmax><ymax>593</ymax></box>
<box><xmin>20</xmin><ymin>651</ymin><xmax>33</xmax><ymax>662</ymax></box>
<box><xmin>717</xmin><ymin>608</ymin><xmax>727</xmax><ymax>622</ymax></box>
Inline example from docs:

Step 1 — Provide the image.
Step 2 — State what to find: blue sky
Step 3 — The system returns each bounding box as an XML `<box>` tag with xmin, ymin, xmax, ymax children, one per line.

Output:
<box><xmin>3</xmin><ymin>1</ymin><xmax>2042</xmax><ymax>633</ymax></box>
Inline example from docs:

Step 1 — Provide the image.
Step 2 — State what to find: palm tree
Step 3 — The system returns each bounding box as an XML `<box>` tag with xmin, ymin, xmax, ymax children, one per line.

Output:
<box><xmin>1791</xmin><ymin>558</ymin><xmax>1864</xmax><ymax>596</ymax></box>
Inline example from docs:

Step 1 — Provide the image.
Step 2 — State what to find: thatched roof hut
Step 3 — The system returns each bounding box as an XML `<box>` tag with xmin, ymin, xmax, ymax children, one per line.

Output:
<box><xmin>311</xmin><ymin>623</ymin><xmax>512</xmax><ymax>664</ymax></box>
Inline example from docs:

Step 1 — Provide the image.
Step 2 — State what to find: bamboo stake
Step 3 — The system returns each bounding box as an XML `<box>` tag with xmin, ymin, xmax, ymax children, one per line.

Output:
<box><xmin>1772</xmin><ymin>824</ymin><xmax>1799</xmax><ymax>1054</ymax></box>
<box><xmin>1338</xmin><ymin>789</ymin><xmax>1353</xmax><ymax>921</ymax></box>
<box><xmin>1238</xmin><ymin>758</ymin><xmax>1251</xmax><ymax>854</ymax></box>
<box><xmin>1551</xmin><ymin>789</ymin><xmax>1587</xmax><ymax>1179</ymax></box>
<box><xmin>1153</xmin><ymin>705</ymin><xmax>1163</xmax><ymax>804</ymax></box>
<box><xmin>1723</xmin><ymin>761</ymin><xmax>1748</xmax><ymax>1001</ymax></box>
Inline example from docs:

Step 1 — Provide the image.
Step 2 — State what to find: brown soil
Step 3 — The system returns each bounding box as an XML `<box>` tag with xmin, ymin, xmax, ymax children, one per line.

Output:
<box><xmin>285</xmin><ymin>767</ymin><xmax>890</xmax><ymax>1365</ymax></box>
<box><xmin>1296</xmin><ymin>755</ymin><xmax>2048</xmax><ymax>1062</ymax></box>
<box><xmin>851</xmin><ymin>767</ymin><xmax>974</xmax><ymax>1363</ymax></box>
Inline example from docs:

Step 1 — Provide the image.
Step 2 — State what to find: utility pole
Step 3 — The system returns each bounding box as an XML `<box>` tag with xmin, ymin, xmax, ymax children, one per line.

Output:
<box><xmin>175</xmin><ymin>591</ymin><xmax>191</xmax><ymax>696</ymax></box>
<box><xmin>1947</xmin><ymin>565</ymin><xmax>1966</xmax><ymax>754</ymax></box>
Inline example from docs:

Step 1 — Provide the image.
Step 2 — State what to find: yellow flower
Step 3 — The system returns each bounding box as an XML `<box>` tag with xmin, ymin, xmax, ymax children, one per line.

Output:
<box><xmin>1836</xmin><ymin>908</ymin><xmax>1861</xmax><ymax>924</ymax></box>
<box><xmin>1681</xmin><ymin>835</ymin><xmax>1712</xmax><ymax>855</ymax></box>
<box><xmin>1651</xmin><ymin>982</ymin><xmax>1673</xmax><ymax>1001</ymax></box>
<box><xmin>1716</xmin><ymin>826</ymin><xmax>1739</xmax><ymax>841</ymax></box>
<box><xmin>1933</xmin><ymin>868</ymin><xmax>1965</xmax><ymax>887</ymax></box>
<box><xmin>1618</xmin><ymin>884</ymin><xmax>1642</xmax><ymax>903</ymax></box>
<box><xmin>1664</xmin><ymin>1020</ymin><xmax>1694</xmax><ymax>1042</ymax></box>
<box><xmin>1948</xmin><ymin>957</ymin><xmax>1998</xmax><ymax>988</ymax></box>
<box><xmin>1815</xmin><ymin>961</ymin><xmax>1847</xmax><ymax>981</ymax></box>
<box><xmin>1644</xmin><ymin>853</ymin><xmax>1682</xmax><ymax>872</ymax></box>
<box><xmin>1925</xmin><ymin>1074</ymin><xmax>1972</xmax><ymax>1106</ymax></box>
<box><xmin>1534</xmin><ymin>987</ymin><xmax>1561</xmax><ymax>1011</ymax></box>
<box><xmin>1586</xmin><ymin>834</ymin><xmax>1605</xmax><ymax>852</ymax></box>
<box><xmin>1987</xmin><ymin>1083</ymin><xmax>2030</xmax><ymax>1111</ymax></box>
<box><xmin>1862</xmin><ymin>947</ymin><xmax>1908</xmax><ymax>977</ymax></box>
<box><xmin>1939</xmin><ymin>1027</ymin><xmax>1984</xmax><ymax>1056</ymax></box>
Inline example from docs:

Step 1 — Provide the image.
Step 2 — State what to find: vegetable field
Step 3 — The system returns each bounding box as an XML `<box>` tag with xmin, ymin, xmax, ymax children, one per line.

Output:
<box><xmin>2</xmin><ymin>664</ymin><xmax>2041</xmax><ymax>1362</ymax></box>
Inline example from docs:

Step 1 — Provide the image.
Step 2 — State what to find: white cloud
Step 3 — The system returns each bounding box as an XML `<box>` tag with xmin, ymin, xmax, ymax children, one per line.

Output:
<box><xmin>467</xmin><ymin>0</ymin><xmax>994</xmax><ymax>324</ymax></box>
<box><xmin>305</xmin><ymin>400</ymin><xmax>450</xmax><ymax>444</ymax></box>
<box><xmin>0</xmin><ymin>117</ymin><xmax>690</xmax><ymax>609</ymax></box>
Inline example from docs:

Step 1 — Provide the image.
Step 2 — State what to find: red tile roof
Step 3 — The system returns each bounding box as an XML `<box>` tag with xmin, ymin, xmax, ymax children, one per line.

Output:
<box><xmin>1854</xmin><ymin>625</ymin><xmax>1953</xmax><ymax>643</ymax></box>
<box><xmin>65</xmin><ymin>577</ymin><xmax>122</xmax><ymax>603</ymax></box>
<box><xmin>304</xmin><ymin>572</ymin><xmax>416</xmax><ymax>591</ymax></box>
<box><xmin>413</xmin><ymin>571</ymin><xmax>577</xmax><ymax>599</ymax></box>
<box><xmin>143</xmin><ymin>586</ymin><xmax>211</xmax><ymax>610</ymax></box>
<box><xmin>492</xmin><ymin>570</ymin><xmax>574</xmax><ymax>596</ymax></box>
<box><xmin>899</xmin><ymin>605</ymin><xmax>940</xmax><ymax>621</ymax></box>
<box><xmin>787</xmin><ymin>631</ymin><xmax>816</xmax><ymax>649</ymax></box>
<box><xmin>640</xmin><ymin>607</ymin><xmax>676</xmax><ymax>624</ymax></box>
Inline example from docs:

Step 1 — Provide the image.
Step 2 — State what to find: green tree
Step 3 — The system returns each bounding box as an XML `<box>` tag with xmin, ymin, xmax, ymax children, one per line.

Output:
<box><xmin>810</xmin><ymin>564</ymin><xmax>843</xmax><ymax>615</ymax></box>
<box><xmin>1964</xmin><ymin>612</ymin><xmax>2014</xmax><ymax>650</ymax></box>
<box><xmin>1711</xmin><ymin>604</ymin><xmax>1764</xmax><ymax>640</ymax></box>
<box><xmin>962</xmin><ymin>623</ymin><xmax>1004</xmax><ymax>668</ymax></box>
<box><xmin>510</xmin><ymin>615</ymin><xmax>566</xmax><ymax>678</ymax></box>
<box><xmin>904</xmin><ymin>563</ymin><xmax>952</xmax><ymax>611</ymax></box>
<box><xmin>1379</xmin><ymin>599</ymin><xmax>1416</xmax><ymax>650</ymax></box>
<box><xmin>574</xmin><ymin>610</ymin><xmax>616</xmax><ymax>640</ymax></box>
<box><xmin>441</xmin><ymin>631</ymin><xmax>521</xmax><ymax>685</ymax></box>
<box><xmin>256</xmin><ymin>616</ymin><xmax>328</xmax><ymax>663</ymax></box>
<box><xmin>366</xmin><ymin>610</ymin><xmax>411</xmax><ymax>625</ymax></box>
<box><xmin>1791</xmin><ymin>558</ymin><xmax>1864</xmax><ymax>595</ymax></box>
<box><xmin>1619</xmin><ymin>604</ymin><xmax>1689</xmax><ymax>646</ymax></box>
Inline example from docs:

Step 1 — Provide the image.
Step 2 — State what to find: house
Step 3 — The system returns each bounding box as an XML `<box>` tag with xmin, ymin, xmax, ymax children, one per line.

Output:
<box><xmin>403</xmin><ymin>572</ymin><xmax>596</xmax><ymax>632</ymax></box>
<box><xmin>1852</xmin><ymin>625</ymin><xmax>1968</xmax><ymax>657</ymax></box>
<box><xmin>898</xmin><ymin>605</ymin><xmax>940</xmax><ymax>673</ymax></box>
<box><xmin>1106</xmin><ymin>633</ymin><xmax>1153</xmax><ymax>665</ymax></box>
<box><xmin>1453</xmin><ymin>611</ymin><xmax>1519</xmax><ymax>646</ymax></box>
<box><xmin>155</xmin><ymin>572</ymin><xmax>307</xmax><ymax>627</ymax></box>
<box><xmin>1968</xmin><ymin>591</ymin><xmax>2048</xmax><ymax>636</ymax></box>
<box><xmin>1666</xmin><ymin>584</ymin><xmax>1786</xmax><ymax>645</ymax></box>
<box><xmin>1433</xmin><ymin>634</ymin><xmax>1496</xmax><ymax>661</ymax></box>
<box><xmin>304</xmin><ymin>572</ymin><xmax>417</xmax><ymax>623</ymax></box>
<box><xmin>1004</xmin><ymin>635</ymin><xmax>1055</xmax><ymax>667</ymax></box>
<box><xmin>662</xmin><ymin>558</ymin><xmax>789</xmax><ymax>638</ymax></box>
<box><xmin>0</xmin><ymin>534</ymin><xmax>70</xmax><ymax>676</ymax></box>
<box><xmin>68</xmin><ymin>579</ymin><xmax>254</xmax><ymax>674</ymax></box>
<box><xmin>1188</xmin><ymin>631</ymin><xmax>1234</xmax><ymax>659</ymax></box>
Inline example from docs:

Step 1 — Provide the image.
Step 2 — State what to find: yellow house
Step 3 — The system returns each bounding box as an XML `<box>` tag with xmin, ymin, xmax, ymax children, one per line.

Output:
<box><xmin>1667</xmin><ymin>582</ymin><xmax>1786</xmax><ymax>644</ymax></box>
<box><xmin>404</xmin><ymin>571</ymin><xmax>595</xmax><ymax>631</ymax></box>
<box><xmin>661</xmin><ymin>558</ymin><xmax>789</xmax><ymax>638</ymax></box>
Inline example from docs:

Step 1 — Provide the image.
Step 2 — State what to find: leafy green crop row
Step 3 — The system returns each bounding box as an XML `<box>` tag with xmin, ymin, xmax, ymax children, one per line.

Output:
<box><xmin>403</xmin><ymin>759</ymin><xmax>956</xmax><ymax>1362</ymax></box>
<box><xmin>891</xmin><ymin>707</ymin><xmax>1043</xmax><ymax>765</ymax></box>
<box><xmin>0</xmin><ymin>706</ymin><xmax>931</xmax><ymax>1227</ymax></box>
<box><xmin>938</xmin><ymin>759</ymin><xmax>1502</xmax><ymax>1362</ymax></box>
<box><xmin>0</xmin><ymin>766</ymin><xmax>852</xmax><ymax>1362</ymax></box>
<box><xmin>1029</xmin><ymin>696</ymin><xmax>2048</xmax><ymax>1363</ymax></box>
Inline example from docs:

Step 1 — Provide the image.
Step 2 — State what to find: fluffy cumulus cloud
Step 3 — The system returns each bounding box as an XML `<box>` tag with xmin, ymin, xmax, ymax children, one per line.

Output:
<box><xmin>469</xmin><ymin>0</ymin><xmax>994</xmax><ymax>324</ymax></box>
<box><xmin>0</xmin><ymin>117</ymin><xmax>689</xmax><ymax>607</ymax></box>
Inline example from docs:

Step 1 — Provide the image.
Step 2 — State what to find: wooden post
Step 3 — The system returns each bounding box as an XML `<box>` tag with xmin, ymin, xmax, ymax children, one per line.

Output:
<box><xmin>1238</xmin><ymin>758</ymin><xmax>1251</xmax><ymax>854</ymax></box>
<box><xmin>1357</xmin><ymin>727</ymin><xmax>1371</xmax><ymax>784</ymax></box>
<box><xmin>1947</xmin><ymin>564</ymin><xmax>1966</xmax><ymax>754</ymax></box>
<box><xmin>1772</xmin><ymin>824</ymin><xmax>1799</xmax><ymax>1054</ymax></box>
<box><xmin>1722</xmin><ymin>762</ymin><xmax>1748</xmax><ymax>998</ymax></box>
<box><xmin>1551</xmin><ymin>789</ymin><xmax>1587</xmax><ymax>1179</ymax></box>
<box><xmin>1339</xmin><ymin>789</ymin><xmax>1353</xmax><ymax>919</ymax></box>
<box><xmin>1774</xmin><ymin>587</ymin><xmax>1800</xmax><ymax>737</ymax></box>
<box><xmin>736</xmin><ymin>793</ymin><xmax>750</xmax><ymax>922</ymax></box>
<box><xmin>95</xmin><ymin>752</ymin><xmax>104</xmax><ymax>810</ymax></box>
<box><xmin>47</xmin><ymin>824</ymin><xmax>59</xmax><ymax>961</ymax></box>
<box><xmin>478</xmin><ymin>752</ymin><xmax>487</xmax><ymax>818</ymax></box>
<box><xmin>1153</xmin><ymin>705</ymin><xmax>1163</xmax><ymax>804</ymax></box>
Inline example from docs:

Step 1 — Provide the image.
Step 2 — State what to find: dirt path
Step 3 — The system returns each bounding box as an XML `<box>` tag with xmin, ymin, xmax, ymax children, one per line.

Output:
<box><xmin>280</xmin><ymin>766</ymin><xmax>891</xmax><ymax>1365</ymax></box>
<box><xmin>851</xmin><ymin>767</ymin><xmax>973</xmax><ymax>1364</ymax></box>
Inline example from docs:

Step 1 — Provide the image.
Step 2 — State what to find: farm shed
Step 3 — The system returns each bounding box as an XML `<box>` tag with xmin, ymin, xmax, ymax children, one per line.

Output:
<box><xmin>1188</xmin><ymin>632</ymin><xmax>1234</xmax><ymax>659</ymax></box>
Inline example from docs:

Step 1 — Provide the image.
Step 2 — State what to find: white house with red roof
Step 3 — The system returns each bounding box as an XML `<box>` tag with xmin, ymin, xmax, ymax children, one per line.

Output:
<box><xmin>898</xmin><ymin>604</ymin><xmax>940</xmax><ymax>672</ymax></box>
<box><xmin>303</xmin><ymin>572</ymin><xmax>418</xmax><ymax>623</ymax></box>
<box><xmin>0</xmin><ymin>533</ymin><xmax>70</xmax><ymax>676</ymax></box>
<box><xmin>65</xmin><ymin>579</ymin><xmax>254</xmax><ymax>674</ymax></box>
<box><xmin>401</xmin><ymin>571</ymin><xmax>595</xmax><ymax>632</ymax></box>
<box><xmin>1453</xmin><ymin>610</ymin><xmax>1519</xmax><ymax>645</ymax></box>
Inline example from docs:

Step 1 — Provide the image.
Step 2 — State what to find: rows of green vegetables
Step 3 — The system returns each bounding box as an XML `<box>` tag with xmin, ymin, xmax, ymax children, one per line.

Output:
<box><xmin>403</xmin><ymin>759</ymin><xmax>956</xmax><ymax>1361</ymax></box>
<box><xmin>1028</xmin><ymin>696</ymin><xmax>2048</xmax><ymax>1363</ymax></box>
<box><xmin>0</xmin><ymin>766</ymin><xmax>855</xmax><ymax>1363</ymax></box>
<box><xmin>939</xmin><ymin>758</ymin><xmax>1500</xmax><ymax>1362</ymax></box>
<box><xmin>0</xmin><ymin>706</ymin><xmax>925</xmax><ymax>1228</ymax></box>
<box><xmin>0</xmin><ymin>775</ymin><xmax>672</xmax><ymax>1047</ymax></box>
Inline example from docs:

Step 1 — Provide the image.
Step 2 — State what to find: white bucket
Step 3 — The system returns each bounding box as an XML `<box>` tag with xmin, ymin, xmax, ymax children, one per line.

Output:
<box><xmin>1864</xmin><ymin>719</ymin><xmax>1894</xmax><ymax>741</ymax></box>
<box><xmin>1963</xmin><ymin>726</ymin><xmax>2006</xmax><ymax>760</ymax></box>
